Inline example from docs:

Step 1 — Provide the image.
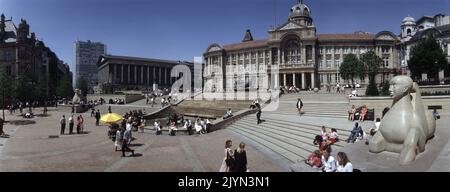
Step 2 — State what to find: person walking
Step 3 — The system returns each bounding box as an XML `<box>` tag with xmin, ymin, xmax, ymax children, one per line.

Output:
<box><xmin>108</xmin><ymin>106</ymin><xmax>112</xmax><ymax>113</ymax></box>
<box><xmin>60</xmin><ymin>115</ymin><xmax>66</xmax><ymax>135</ymax></box>
<box><xmin>296</xmin><ymin>98</ymin><xmax>303</xmax><ymax>115</ymax></box>
<box><xmin>79</xmin><ymin>115</ymin><xmax>85</xmax><ymax>133</ymax></box>
<box><xmin>121</xmin><ymin>128</ymin><xmax>135</xmax><ymax>157</ymax></box>
<box><xmin>233</xmin><ymin>142</ymin><xmax>248</xmax><ymax>172</ymax></box>
<box><xmin>256</xmin><ymin>102</ymin><xmax>262</xmax><ymax>124</ymax></box>
<box><xmin>76</xmin><ymin>116</ymin><xmax>81</xmax><ymax>134</ymax></box>
<box><xmin>0</xmin><ymin>118</ymin><xmax>4</xmax><ymax>137</ymax></box>
<box><xmin>219</xmin><ymin>140</ymin><xmax>234</xmax><ymax>172</ymax></box>
<box><xmin>95</xmin><ymin>110</ymin><xmax>101</xmax><ymax>126</ymax></box>
<box><xmin>68</xmin><ymin>115</ymin><xmax>74</xmax><ymax>134</ymax></box>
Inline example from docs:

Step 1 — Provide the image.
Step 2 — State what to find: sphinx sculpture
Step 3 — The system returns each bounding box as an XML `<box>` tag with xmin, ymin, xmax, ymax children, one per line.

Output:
<box><xmin>72</xmin><ymin>89</ymin><xmax>83</xmax><ymax>104</ymax></box>
<box><xmin>369</xmin><ymin>76</ymin><xmax>436</xmax><ymax>165</ymax></box>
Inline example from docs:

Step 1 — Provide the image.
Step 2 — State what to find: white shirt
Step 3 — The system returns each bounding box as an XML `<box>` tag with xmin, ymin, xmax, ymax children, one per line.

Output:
<box><xmin>321</xmin><ymin>156</ymin><xmax>336</xmax><ymax>172</ymax></box>
<box><xmin>336</xmin><ymin>162</ymin><xmax>353</xmax><ymax>172</ymax></box>
<box><xmin>374</xmin><ymin>122</ymin><xmax>381</xmax><ymax>131</ymax></box>
<box><xmin>126</xmin><ymin>123</ymin><xmax>132</xmax><ymax>131</ymax></box>
<box><xmin>321</xmin><ymin>131</ymin><xmax>329</xmax><ymax>140</ymax></box>
<box><xmin>329</xmin><ymin>131</ymin><xmax>339</xmax><ymax>139</ymax></box>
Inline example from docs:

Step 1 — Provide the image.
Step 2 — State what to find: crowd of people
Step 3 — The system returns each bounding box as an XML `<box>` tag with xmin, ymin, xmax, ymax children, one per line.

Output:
<box><xmin>347</xmin><ymin>105</ymin><xmax>369</xmax><ymax>122</ymax></box>
<box><xmin>107</xmin><ymin>110</ymin><xmax>147</xmax><ymax>157</ymax></box>
<box><xmin>59</xmin><ymin>114</ymin><xmax>85</xmax><ymax>135</ymax></box>
<box><xmin>303</xmin><ymin>126</ymin><xmax>355</xmax><ymax>172</ymax></box>
<box><xmin>152</xmin><ymin>113</ymin><xmax>212</xmax><ymax>136</ymax></box>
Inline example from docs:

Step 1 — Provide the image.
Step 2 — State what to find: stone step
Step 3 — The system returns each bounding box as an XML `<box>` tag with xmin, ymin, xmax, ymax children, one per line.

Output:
<box><xmin>265</xmin><ymin>112</ymin><xmax>348</xmax><ymax>118</ymax></box>
<box><xmin>238</xmin><ymin>119</ymin><xmax>351</xmax><ymax>141</ymax></box>
<box><xmin>235</xmin><ymin>119</ymin><xmax>347</xmax><ymax>148</ymax></box>
<box><xmin>230</xmin><ymin>123</ymin><xmax>320</xmax><ymax>155</ymax></box>
<box><xmin>228</xmin><ymin>128</ymin><xmax>304</xmax><ymax>163</ymax></box>
<box><xmin>238</xmin><ymin>116</ymin><xmax>351</xmax><ymax>138</ymax></box>
<box><xmin>252</xmin><ymin>116</ymin><xmax>353</xmax><ymax>134</ymax></box>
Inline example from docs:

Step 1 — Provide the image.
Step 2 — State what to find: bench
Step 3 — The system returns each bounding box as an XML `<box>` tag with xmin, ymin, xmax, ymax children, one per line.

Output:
<box><xmin>428</xmin><ymin>105</ymin><xmax>442</xmax><ymax>110</ymax></box>
<box><xmin>143</xmin><ymin>126</ymin><xmax>191</xmax><ymax>135</ymax></box>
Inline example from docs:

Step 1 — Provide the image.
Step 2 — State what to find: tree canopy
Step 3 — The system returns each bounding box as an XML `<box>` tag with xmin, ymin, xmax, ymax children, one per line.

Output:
<box><xmin>339</xmin><ymin>54</ymin><xmax>364</xmax><ymax>84</ymax></box>
<box><xmin>409</xmin><ymin>36</ymin><xmax>447</xmax><ymax>80</ymax></box>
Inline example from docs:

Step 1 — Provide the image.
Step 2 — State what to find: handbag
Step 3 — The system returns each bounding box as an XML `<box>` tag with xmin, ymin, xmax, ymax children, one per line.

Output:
<box><xmin>225</xmin><ymin>150</ymin><xmax>234</xmax><ymax>167</ymax></box>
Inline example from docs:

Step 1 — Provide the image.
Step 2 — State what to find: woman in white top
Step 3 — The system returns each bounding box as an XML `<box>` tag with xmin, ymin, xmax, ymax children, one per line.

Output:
<box><xmin>219</xmin><ymin>140</ymin><xmax>234</xmax><ymax>172</ymax></box>
<box><xmin>336</xmin><ymin>152</ymin><xmax>353</xmax><ymax>172</ymax></box>
<box><xmin>328</xmin><ymin>128</ymin><xmax>339</xmax><ymax>144</ymax></box>
<box><xmin>321</xmin><ymin>146</ymin><xmax>336</xmax><ymax>172</ymax></box>
<box><xmin>195</xmin><ymin>119</ymin><xmax>203</xmax><ymax>134</ymax></box>
<box><xmin>320</xmin><ymin>126</ymin><xmax>329</xmax><ymax>141</ymax></box>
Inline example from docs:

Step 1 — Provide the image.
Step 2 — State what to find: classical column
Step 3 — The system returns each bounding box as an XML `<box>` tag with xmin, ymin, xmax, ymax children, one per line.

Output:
<box><xmin>141</xmin><ymin>66</ymin><xmax>144</xmax><ymax>85</ymax></box>
<box><xmin>277</xmin><ymin>48</ymin><xmax>281</xmax><ymax>65</ymax></box>
<box><xmin>311</xmin><ymin>72</ymin><xmax>315</xmax><ymax>88</ymax></box>
<box><xmin>159</xmin><ymin>67</ymin><xmax>162</xmax><ymax>85</ymax></box>
<box><xmin>120</xmin><ymin>64</ymin><xmax>123</xmax><ymax>84</ymax></box>
<box><xmin>146</xmin><ymin>66</ymin><xmax>150</xmax><ymax>85</ymax></box>
<box><xmin>283</xmin><ymin>73</ymin><xmax>287</xmax><ymax>86</ymax></box>
<box><xmin>293</xmin><ymin>73</ymin><xmax>296</xmax><ymax>87</ymax></box>
<box><xmin>134</xmin><ymin>65</ymin><xmax>138</xmax><ymax>85</ymax></box>
<box><xmin>128</xmin><ymin>65</ymin><xmax>131</xmax><ymax>85</ymax></box>
<box><xmin>301</xmin><ymin>72</ymin><xmax>306</xmax><ymax>89</ymax></box>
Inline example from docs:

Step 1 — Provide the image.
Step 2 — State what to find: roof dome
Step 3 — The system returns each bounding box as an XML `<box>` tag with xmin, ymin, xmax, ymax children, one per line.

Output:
<box><xmin>402</xmin><ymin>16</ymin><xmax>416</xmax><ymax>25</ymax></box>
<box><xmin>289</xmin><ymin>0</ymin><xmax>311</xmax><ymax>18</ymax></box>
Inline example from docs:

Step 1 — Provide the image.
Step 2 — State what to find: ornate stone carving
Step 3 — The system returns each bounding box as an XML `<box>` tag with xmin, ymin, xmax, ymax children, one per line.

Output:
<box><xmin>208</xmin><ymin>46</ymin><xmax>221</xmax><ymax>52</ymax></box>
<box><xmin>280</xmin><ymin>22</ymin><xmax>302</xmax><ymax>31</ymax></box>
<box><xmin>377</xmin><ymin>35</ymin><xmax>394</xmax><ymax>40</ymax></box>
<box><xmin>369</xmin><ymin>76</ymin><xmax>436</xmax><ymax>165</ymax></box>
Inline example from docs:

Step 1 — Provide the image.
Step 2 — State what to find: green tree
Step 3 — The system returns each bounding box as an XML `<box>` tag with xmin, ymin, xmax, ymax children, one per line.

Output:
<box><xmin>13</xmin><ymin>74</ymin><xmax>34</xmax><ymax>102</ymax></box>
<box><xmin>361</xmin><ymin>51</ymin><xmax>382</xmax><ymax>96</ymax></box>
<box><xmin>409</xmin><ymin>36</ymin><xmax>447</xmax><ymax>81</ymax></box>
<box><xmin>34</xmin><ymin>73</ymin><xmax>48</xmax><ymax>102</ymax></box>
<box><xmin>339</xmin><ymin>54</ymin><xmax>364</xmax><ymax>84</ymax></box>
<box><xmin>57</xmin><ymin>75</ymin><xmax>74</xmax><ymax>98</ymax></box>
<box><xmin>0</xmin><ymin>68</ymin><xmax>12</xmax><ymax>121</ymax></box>
<box><xmin>76</xmin><ymin>77</ymin><xmax>88</xmax><ymax>97</ymax></box>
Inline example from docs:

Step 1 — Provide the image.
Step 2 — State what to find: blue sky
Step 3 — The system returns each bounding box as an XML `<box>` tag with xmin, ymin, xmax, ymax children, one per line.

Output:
<box><xmin>1</xmin><ymin>0</ymin><xmax>449</xmax><ymax>73</ymax></box>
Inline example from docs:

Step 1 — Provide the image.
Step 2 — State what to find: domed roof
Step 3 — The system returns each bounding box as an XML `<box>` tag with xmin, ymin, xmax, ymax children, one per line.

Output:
<box><xmin>402</xmin><ymin>16</ymin><xmax>416</xmax><ymax>25</ymax></box>
<box><xmin>289</xmin><ymin>0</ymin><xmax>311</xmax><ymax>18</ymax></box>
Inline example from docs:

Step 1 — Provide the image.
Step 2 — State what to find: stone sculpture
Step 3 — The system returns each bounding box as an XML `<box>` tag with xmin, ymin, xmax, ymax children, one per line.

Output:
<box><xmin>72</xmin><ymin>89</ymin><xmax>82</xmax><ymax>104</ymax></box>
<box><xmin>369</xmin><ymin>76</ymin><xmax>435</xmax><ymax>165</ymax></box>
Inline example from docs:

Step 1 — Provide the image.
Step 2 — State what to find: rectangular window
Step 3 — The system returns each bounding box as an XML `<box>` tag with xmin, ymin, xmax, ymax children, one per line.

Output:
<box><xmin>306</xmin><ymin>45</ymin><xmax>313</xmax><ymax>62</ymax></box>
<box><xmin>335</xmin><ymin>59</ymin><xmax>340</xmax><ymax>68</ymax></box>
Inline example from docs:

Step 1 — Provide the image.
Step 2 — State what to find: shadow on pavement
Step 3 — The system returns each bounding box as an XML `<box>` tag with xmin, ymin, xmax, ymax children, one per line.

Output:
<box><xmin>8</xmin><ymin>120</ymin><xmax>36</xmax><ymax>125</ymax></box>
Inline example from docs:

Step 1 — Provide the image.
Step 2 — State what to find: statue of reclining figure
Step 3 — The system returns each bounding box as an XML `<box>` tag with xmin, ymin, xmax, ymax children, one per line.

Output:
<box><xmin>369</xmin><ymin>76</ymin><xmax>435</xmax><ymax>165</ymax></box>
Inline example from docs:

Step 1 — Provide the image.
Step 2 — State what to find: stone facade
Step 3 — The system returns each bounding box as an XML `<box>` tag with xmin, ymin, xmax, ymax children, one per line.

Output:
<box><xmin>74</xmin><ymin>40</ymin><xmax>106</xmax><ymax>91</ymax></box>
<box><xmin>0</xmin><ymin>13</ymin><xmax>71</xmax><ymax>97</ymax></box>
<box><xmin>97</xmin><ymin>54</ymin><xmax>194</xmax><ymax>92</ymax></box>
<box><xmin>203</xmin><ymin>0</ymin><xmax>404</xmax><ymax>92</ymax></box>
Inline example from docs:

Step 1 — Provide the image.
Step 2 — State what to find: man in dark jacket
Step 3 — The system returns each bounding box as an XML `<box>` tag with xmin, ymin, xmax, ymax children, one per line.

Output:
<box><xmin>95</xmin><ymin>110</ymin><xmax>101</xmax><ymax>126</ymax></box>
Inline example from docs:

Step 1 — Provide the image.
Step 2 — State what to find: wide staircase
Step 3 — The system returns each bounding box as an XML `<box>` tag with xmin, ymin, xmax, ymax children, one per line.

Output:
<box><xmin>227</xmin><ymin>92</ymin><xmax>354</xmax><ymax>163</ymax></box>
<box><xmin>269</xmin><ymin>93</ymin><xmax>350</xmax><ymax>118</ymax></box>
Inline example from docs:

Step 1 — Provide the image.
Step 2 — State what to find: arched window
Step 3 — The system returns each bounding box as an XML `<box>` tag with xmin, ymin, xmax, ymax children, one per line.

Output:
<box><xmin>407</xmin><ymin>28</ymin><xmax>412</xmax><ymax>36</ymax></box>
<box><xmin>284</xmin><ymin>39</ymin><xmax>301</xmax><ymax>64</ymax></box>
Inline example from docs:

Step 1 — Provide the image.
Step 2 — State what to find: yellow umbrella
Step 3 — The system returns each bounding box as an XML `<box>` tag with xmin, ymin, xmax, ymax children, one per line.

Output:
<box><xmin>100</xmin><ymin>113</ymin><xmax>123</xmax><ymax>124</ymax></box>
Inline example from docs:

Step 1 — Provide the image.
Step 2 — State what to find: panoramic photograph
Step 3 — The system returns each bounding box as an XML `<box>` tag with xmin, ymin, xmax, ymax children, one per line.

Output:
<box><xmin>0</xmin><ymin>0</ymin><xmax>449</xmax><ymax>175</ymax></box>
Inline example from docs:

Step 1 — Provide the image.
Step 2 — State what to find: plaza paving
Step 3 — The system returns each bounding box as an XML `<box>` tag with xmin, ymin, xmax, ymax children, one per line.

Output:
<box><xmin>1</xmin><ymin>92</ymin><xmax>449</xmax><ymax>172</ymax></box>
<box><xmin>0</xmin><ymin>101</ymin><xmax>284</xmax><ymax>172</ymax></box>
